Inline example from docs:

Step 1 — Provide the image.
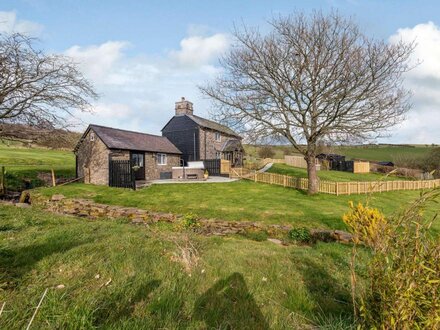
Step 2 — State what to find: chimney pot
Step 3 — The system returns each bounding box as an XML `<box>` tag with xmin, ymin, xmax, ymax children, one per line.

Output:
<box><xmin>175</xmin><ymin>97</ymin><xmax>193</xmax><ymax>116</ymax></box>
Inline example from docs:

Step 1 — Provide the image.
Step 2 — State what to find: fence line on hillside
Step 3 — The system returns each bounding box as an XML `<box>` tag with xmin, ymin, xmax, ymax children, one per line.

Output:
<box><xmin>261</xmin><ymin>158</ymin><xmax>285</xmax><ymax>165</ymax></box>
<box><xmin>229</xmin><ymin>168</ymin><xmax>440</xmax><ymax>195</ymax></box>
<box><xmin>284</xmin><ymin>155</ymin><xmax>307</xmax><ymax>168</ymax></box>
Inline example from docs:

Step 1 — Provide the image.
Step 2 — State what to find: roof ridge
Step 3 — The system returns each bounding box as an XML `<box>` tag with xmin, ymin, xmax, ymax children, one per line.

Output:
<box><xmin>89</xmin><ymin>124</ymin><xmax>167</xmax><ymax>139</ymax></box>
<box><xmin>187</xmin><ymin>114</ymin><xmax>223</xmax><ymax>125</ymax></box>
<box><xmin>185</xmin><ymin>114</ymin><xmax>241</xmax><ymax>137</ymax></box>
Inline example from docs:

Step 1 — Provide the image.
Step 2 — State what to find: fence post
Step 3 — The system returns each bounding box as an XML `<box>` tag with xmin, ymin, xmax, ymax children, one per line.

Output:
<box><xmin>336</xmin><ymin>182</ymin><xmax>339</xmax><ymax>196</ymax></box>
<box><xmin>51</xmin><ymin>169</ymin><xmax>56</xmax><ymax>187</ymax></box>
<box><xmin>0</xmin><ymin>166</ymin><xmax>5</xmax><ymax>195</ymax></box>
<box><xmin>283</xmin><ymin>175</ymin><xmax>287</xmax><ymax>187</ymax></box>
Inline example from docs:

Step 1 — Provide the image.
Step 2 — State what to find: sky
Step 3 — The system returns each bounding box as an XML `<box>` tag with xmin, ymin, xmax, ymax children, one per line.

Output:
<box><xmin>1</xmin><ymin>0</ymin><xmax>440</xmax><ymax>143</ymax></box>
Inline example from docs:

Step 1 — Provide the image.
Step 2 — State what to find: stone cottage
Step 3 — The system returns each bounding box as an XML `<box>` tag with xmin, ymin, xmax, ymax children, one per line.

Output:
<box><xmin>162</xmin><ymin>97</ymin><xmax>244</xmax><ymax>166</ymax></box>
<box><xmin>74</xmin><ymin>124</ymin><xmax>182</xmax><ymax>185</ymax></box>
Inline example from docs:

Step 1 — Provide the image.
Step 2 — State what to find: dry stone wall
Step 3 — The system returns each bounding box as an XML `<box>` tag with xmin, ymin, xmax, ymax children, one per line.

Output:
<box><xmin>34</xmin><ymin>193</ymin><xmax>353</xmax><ymax>243</ymax></box>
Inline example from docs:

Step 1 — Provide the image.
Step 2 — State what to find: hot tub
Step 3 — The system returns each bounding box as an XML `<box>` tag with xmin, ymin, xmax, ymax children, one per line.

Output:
<box><xmin>172</xmin><ymin>161</ymin><xmax>205</xmax><ymax>180</ymax></box>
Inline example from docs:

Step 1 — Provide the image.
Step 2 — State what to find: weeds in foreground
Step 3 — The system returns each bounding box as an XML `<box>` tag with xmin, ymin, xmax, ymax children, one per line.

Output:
<box><xmin>170</xmin><ymin>234</ymin><xmax>200</xmax><ymax>274</ymax></box>
<box><xmin>344</xmin><ymin>188</ymin><xmax>440</xmax><ymax>329</ymax></box>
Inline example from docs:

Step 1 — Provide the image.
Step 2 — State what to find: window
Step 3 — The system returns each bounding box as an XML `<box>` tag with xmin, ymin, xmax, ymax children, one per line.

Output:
<box><xmin>131</xmin><ymin>153</ymin><xmax>144</xmax><ymax>167</ymax></box>
<box><xmin>90</xmin><ymin>132</ymin><xmax>95</xmax><ymax>142</ymax></box>
<box><xmin>157</xmin><ymin>153</ymin><xmax>167</xmax><ymax>165</ymax></box>
<box><xmin>215</xmin><ymin>132</ymin><xmax>221</xmax><ymax>142</ymax></box>
<box><xmin>216</xmin><ymin>152</ymin><xmax>222</xmax><ymax>159</ymax></box>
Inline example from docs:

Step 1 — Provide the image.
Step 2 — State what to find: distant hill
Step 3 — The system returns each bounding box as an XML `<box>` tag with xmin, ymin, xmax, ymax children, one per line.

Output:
<box><xmin>244</xmin><ymin>144</ymin><xmax>436</xmax><ymax>163</ymax></box>
<box><xmin>0</xmin><ymin>123</ymin><xmax>81</xmax><ymax>150</ymax></box>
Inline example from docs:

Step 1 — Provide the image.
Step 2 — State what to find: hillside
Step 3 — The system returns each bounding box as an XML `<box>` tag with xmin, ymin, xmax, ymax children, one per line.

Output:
<box><xmin>0</xmin><ymin>143</ymin><xmax>75</xmax><ymax>191</ymax></box>
<box><xmin>244</xmin><ymin>144</ymin><xmax>436</xmax><ymax>163</ymax></box>
<box><xmin>0</xmin><ymin>123</ymin><xmax>81</xmax><ymax>150</ymax></box>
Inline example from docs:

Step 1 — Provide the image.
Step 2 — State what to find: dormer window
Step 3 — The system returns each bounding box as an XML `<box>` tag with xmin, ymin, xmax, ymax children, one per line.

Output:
<box><xmin>90</xmin><ymin>132</ymin><xmax>95</xmax><ymax>142</ymax></box>
<box><xmin>215</xmin><ymin>132</ymin><xmax>221</xmax><ymax>142</ymax></box>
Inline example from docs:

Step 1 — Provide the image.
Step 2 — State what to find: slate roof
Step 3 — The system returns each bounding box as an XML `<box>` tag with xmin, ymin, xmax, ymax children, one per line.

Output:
<box><xmin>186</xmin><ymin>114</ymin><xmax>241</xmax><ymax>138</ymax></box>
<box><xmin>75</xmin><ymin>124</ymin><xmax>181</xmax><ymax>154</ymax></box>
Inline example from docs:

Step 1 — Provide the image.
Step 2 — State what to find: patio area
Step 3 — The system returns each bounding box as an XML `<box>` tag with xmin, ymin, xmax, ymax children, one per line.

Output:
<box><xmin>135</xmin><ymin>176</ymin><xmax>237</xmax><ymax>189</ymax></box>
<box><xmin>150</xmin><ymin>176</ymin><xmax>238</xmax><ymax>185</ymax></box>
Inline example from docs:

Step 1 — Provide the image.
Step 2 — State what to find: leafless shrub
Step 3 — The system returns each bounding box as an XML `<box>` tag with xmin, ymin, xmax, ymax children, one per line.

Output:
<box><xmin>258</xmin><ymin>145</ymin><xmax>275</xmax><ymax>159</ymax></box>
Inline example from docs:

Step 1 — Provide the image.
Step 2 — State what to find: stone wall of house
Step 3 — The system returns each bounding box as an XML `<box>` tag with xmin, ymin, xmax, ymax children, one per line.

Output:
<box><xmin>199</xmin><ymin>128</ymin><xmax>238</xmax><ymax>160</ymax></box>
<box><xmin>109</xmin><ymin>150</ymin><xmax>130</xmax><ymax>160</ymax></box>
<box><xmin>144</xmin><ymin>152</ymin><xmax>180</xmax><ymax>180</ymax></box>
<box><xmin>76</xmin><ymin>130</ymin><xmax>110</xmax><ymax>185</ymax></box>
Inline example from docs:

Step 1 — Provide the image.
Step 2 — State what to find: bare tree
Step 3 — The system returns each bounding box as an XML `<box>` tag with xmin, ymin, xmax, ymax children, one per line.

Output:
<box><xmin>0</xmin><ymin>33</ymin><xmax>97</xmax><ymax>128</ymax></box>
<box><xmin>201</xmin><ymin>11</ymin><xmax>414</xmax><ymax>194</ymax></box>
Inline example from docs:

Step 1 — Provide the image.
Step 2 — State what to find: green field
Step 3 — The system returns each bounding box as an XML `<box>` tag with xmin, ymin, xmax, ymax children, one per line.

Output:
<box><xmin>0</xmin><ymin>143</ymin><xmax>75</xmax><ymax>190</ymax></box>
<box><xmin>267</xmin><ymin>163</ymin><xmax>407</xmax><ymax>182</ymax></box>
<box><xmin>0</xmin><ymin>204</ymin><xmax>368</xmax><ymax>329</ymax></box>
<box><xmin>245</xmin><ymin>144</ymin><xmax>435</xmax><ymax>162</ymax></box>
<box><xmin>38</xmin><ymin>181</ymin><xmax>440</xmax><ymax>234</ymax></box>
<box><xmin>1</xmin><ymin>144</ymin><xmax>439</xmax><ymax>328</ymax></box>
<box><xmin>334</xmin><ymin>145</ymin><xmax>433</xmax><ymax>162</ymax></box>
<box><xmin>3</xmin><ymin>182</ymin><xmax>440</xmax><ymax>328</ymax></box>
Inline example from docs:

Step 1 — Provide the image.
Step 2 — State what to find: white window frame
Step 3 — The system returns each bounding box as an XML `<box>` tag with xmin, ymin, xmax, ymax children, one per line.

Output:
<box><xmin>216</xmin><ymin>152</ymin><xmax>222</xmax><ymax>159</ymax></box>
<box><xmin>90</xmin><ymin>132</ymin><xmax>95</xmax><ymax>142</ymax></box>
<box><xmin>157</xmin><ymin>153</ymin><xmax>167</xmax><ymax>165</ymax></box>
<box><xmin>215</xmin><ymin>132</ymin><xmax>221</xmax><ymax>142</ymax></box>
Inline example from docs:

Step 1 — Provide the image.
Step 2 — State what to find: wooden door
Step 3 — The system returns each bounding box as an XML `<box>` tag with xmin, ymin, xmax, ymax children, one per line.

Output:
<box><xmin>130</xmin><ymin>152</ymin><xmax>145</xmax><ymax>180</ymax></box>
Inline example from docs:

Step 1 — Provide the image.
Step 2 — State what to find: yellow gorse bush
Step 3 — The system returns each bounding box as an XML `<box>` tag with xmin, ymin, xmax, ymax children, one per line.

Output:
<box><xmin>342</xmin><ymin>201</ymin><xmax>388</xmax><ymax>248</ymax></box>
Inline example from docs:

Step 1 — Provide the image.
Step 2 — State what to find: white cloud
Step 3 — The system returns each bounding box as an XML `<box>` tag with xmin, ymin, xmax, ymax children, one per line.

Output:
<box><xmin>387</xmin><ymin>22</ymin><xmax>440</xmax><ymax>143</ymax></box>
<box><xmin>65</xmin><ymin>33</ymin><xmax>230</xmax><ymax>134</ymax></box>
<box><xmin>0</xmin><ymin>11</ymin><xmax>43</xmax><ymax>35</ymax></box>
<box><xmin>65</xmin><ymin>41</ymin><xmax>130</xmax><ymax>84</ymax></box>
<box><xmin>170</xmin><ymin>33</ymin><xmax>230</xmax><ymax>68</ymax></box>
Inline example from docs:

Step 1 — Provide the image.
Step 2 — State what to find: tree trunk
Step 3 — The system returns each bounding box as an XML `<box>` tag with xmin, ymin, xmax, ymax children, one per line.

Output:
<box><xmin>306</xmin><ymin>155</ymin><xmax>319</xmax><ymax>195</ymax></box>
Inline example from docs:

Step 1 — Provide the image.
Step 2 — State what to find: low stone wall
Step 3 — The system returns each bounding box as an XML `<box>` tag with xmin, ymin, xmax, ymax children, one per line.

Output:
<box><xmin>43</xmin><ymin>194</ymin><xmax>176</xmax><ymax>223</ymax></box>
<box><xmin>33</xmin><ymin>193</ymin><xmax>353</xmax><ymax>243</ymax></box>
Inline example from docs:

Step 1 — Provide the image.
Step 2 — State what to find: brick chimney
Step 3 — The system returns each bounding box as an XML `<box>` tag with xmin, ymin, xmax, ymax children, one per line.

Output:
<box><xmin>175</xmin><ymin>97</ymin><xmax>193</xmax><ymax>116</ymax></box>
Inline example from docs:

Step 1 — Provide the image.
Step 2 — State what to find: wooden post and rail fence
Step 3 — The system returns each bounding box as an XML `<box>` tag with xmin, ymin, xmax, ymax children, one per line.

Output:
<box><xmin>0</xmin><ymin>165</ymin><xmax>58</xmax><ymax>195</ymax></box>
<box><xmin>229</xmin><ymin>167</ymin><xmax>440</xmax><ymax>195</ymax></box>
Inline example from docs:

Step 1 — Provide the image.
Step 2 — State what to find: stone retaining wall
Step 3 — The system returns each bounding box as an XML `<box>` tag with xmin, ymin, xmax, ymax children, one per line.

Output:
<box><xmin>35</xmin><ymin>193</ymin><xmax>353</xmax><ymax>243</ymax></box>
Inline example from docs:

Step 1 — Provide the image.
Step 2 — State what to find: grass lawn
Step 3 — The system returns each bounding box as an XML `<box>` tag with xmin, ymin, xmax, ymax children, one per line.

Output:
<box><xmin>0</xmin><ymin>144</ymin><xmax>75</xmax><ymax>190</ymax></box>
<box><xmin>38</xmin><ymin>181</ymin><xmax>440</xmax><ymax>234</ymax></box>
<box><xmin>267</xmin><ymin>163</ymin><xmax>407</xmax><ymax>182</ymax></box>
<box><xmin>0</xmin><ymin>203</ymin><xmax>366</xmax><ymax>329</ymax></box>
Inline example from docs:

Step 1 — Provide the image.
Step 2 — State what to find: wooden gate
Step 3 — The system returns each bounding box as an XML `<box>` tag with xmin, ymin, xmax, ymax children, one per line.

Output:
<box><xmin>203</xmin><ymin>159</ymin><xmax>220</xmax><ymax>176</ymax></box>
<box><xmin>109</xmin><ymin>160</ymin><xmax>135</xmax><ymax>189</ymax></box>
<box><xmin>203</xmin><ymin>159</ymin><xmax>231</xmax><ymax>177</ymax></box>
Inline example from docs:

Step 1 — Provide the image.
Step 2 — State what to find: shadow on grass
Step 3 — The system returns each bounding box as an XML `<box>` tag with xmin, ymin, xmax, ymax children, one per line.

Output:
<box><xmin>0</xmin><ymin>237</ymin><xmax>87</xmax><ymax>289</ymax></box>
<box><xmin>93</xmin><ymin>279</ymin><xmax>161</xmax><ymax>326</ymax></box>
<box><xmin>193</xmin><ymin>272</ymin><xmax>269</xmax><ymax>329</ymax></box>
<box><xmin>294</xmin><ymin>256</ymin><xmax>353</xmax><ymax>323</ymax></box>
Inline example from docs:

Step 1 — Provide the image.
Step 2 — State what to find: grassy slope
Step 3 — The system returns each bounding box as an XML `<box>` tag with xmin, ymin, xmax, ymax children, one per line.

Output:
<box><xmin>38</xmin><ymin>182</ymin><xmax>440</xmax><ymax>234</ymax></box>
<box><xmin>0</xmin><ymin>204</ymin><xmax>363</xmax><ymax>329</ymax></box>
<box><xmin>0</xmin><ymin>143</ymin><xmax>75</xmax><ymax>190</ymax></box>
<box><xmin>267</xmin><ymin>163</ymin><xmax>406</xmax><ymax>182</ymax></box>
<box><xmin>334</xmin><ymin>146</ymin><xmax>432</xmax><ymax>162</ymax></box>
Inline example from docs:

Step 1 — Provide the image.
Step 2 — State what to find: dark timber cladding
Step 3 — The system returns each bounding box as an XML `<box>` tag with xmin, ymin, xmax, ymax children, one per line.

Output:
<box><xmin>162</xmin><ymin>115</ymin><xmax>200</xmax><ymax>163</ymax></box>
<box><xmin>161</xmin><ymin>97</ymin><xmax>243</xmax><ymax>165</ymax></box>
